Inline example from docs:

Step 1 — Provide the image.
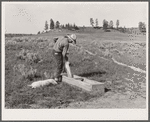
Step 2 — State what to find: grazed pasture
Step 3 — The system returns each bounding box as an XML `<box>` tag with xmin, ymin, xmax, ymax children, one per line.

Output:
<box><xmin>5</xmin><ymin>29</ymin><xmax>146</xmax><ymax>108</ymax></box>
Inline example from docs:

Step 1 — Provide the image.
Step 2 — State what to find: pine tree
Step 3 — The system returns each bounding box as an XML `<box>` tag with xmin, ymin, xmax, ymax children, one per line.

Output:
<box><xmin>103</xmin><ymin>19</ymin><xmax>108</xmax><ymax>30</ymax></box>
<box><xmin>95</xmin><ymin>18</ymin><xmax>98</xmax><ymax>27</ymax></box>
<box><xmin>138</xmin><ymin>22</ymin><xmax>146</xmax><ymax>32</ymax></box>
<box><xmin>37</xmin><ymin>31</ymin><xmax>40</xmax><ymax>34</ymax></box>
<box><xmin>116</xmin><ymin>20</ymin><xmax>119</xmax><ymax>29</ymax></box>
<box><xmin>44</xmin><ymin>21</ymin><xmax>48</xmax><ymax>31</ymax></box>
<box><xmin>56</xmin><ymin>21</ymin><xmax>60</xmax><ymax>29</ymax></box>
<box><xmin>90</xmin><ymin>18</ymin><xmax>94</xmax><ymax>27</ymax></box>
<box><xmin>67</xmin><ymin>23</ymin><xmax>70</xmax><ymax>29</ymax></box>
<box><xmin>50</xmin><ymin>19</ymin><xmax>54</xmax><ymax>29</ymax></box>
<box><xmin>109</xmin><ymin>20</ymin><xmax>113</xmax><ymax>29</ymax></box>
<box><xmin>73</xmin><ymin>23</ymin><xmax>76</xmax><ymax>29</ymax></box>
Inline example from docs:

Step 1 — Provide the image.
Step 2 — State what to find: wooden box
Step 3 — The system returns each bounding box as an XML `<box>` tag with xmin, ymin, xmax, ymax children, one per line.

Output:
<box><xmin>62</xmin><ymin>74</ymin><xmax>105</xmax><ymax>93</ymax></box>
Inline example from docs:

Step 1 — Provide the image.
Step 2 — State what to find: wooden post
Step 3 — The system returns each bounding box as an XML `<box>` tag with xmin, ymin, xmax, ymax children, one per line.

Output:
<box><xmin>65</xmin><ymin>61</ymin><xmax>73</xmax><ymax>78</ymax></box>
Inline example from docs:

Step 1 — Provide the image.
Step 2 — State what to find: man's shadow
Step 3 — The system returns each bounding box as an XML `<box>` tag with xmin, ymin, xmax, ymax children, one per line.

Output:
<box><xmin>78</xmin><ymin>71</ymin><xmax>111</xmax><ymax>93</ymax></box>
<box><xmin>79</xmin><ymin>70</ymin><xmax>106</xmax><ymax>78</ymax></box>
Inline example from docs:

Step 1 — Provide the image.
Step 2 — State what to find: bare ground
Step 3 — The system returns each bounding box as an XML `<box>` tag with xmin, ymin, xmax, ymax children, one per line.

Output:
<box><xmin>60</xmin><ymin>92</ymin><xmax>146</xmax><ymax>109</ymax></box>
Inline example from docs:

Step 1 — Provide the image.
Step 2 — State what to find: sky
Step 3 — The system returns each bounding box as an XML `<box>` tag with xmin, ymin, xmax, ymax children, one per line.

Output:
<box><xmin>3</xmin><ymin>2</ymin><xmax>148</xmax><ymax>34</ymax></box>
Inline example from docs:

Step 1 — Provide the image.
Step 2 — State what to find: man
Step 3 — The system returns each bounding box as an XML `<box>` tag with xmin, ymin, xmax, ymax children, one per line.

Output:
<box><xmin>52</xmin><ymin>34</ymin><xmax>77</xmax><ymax>83</ymax></box>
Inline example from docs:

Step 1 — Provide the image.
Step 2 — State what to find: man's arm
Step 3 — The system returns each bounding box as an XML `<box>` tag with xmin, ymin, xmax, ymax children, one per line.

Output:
<box><xmin>62</xmin><ymin>44</ymin><xmax>69</xmax><ymax>62</ymax></box>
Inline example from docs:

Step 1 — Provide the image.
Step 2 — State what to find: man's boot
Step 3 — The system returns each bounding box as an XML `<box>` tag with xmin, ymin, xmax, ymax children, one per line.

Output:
<box><xmin>58</xmin><ymin>75</ymin><xmax>62</xmax><ymax>83</ymax></box>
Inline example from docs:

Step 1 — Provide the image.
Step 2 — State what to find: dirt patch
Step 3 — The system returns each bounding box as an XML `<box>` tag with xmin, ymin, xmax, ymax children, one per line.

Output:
<box><xmin>62</xmin><ymin>91</ymin><xmax>146</xmax><ymax>109</ymax></box>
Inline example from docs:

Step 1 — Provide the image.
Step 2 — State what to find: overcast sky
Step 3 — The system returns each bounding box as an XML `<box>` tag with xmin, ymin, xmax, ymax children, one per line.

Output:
<box><xmin>3</xmin><ymin>2</ymin><xmax>148</xmax><ymax>34</ymax></box>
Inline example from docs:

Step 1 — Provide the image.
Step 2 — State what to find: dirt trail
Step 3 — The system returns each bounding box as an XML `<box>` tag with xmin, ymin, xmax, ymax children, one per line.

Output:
<box><xmin>112</xmin><ymin>58</ymin><xmax>146</xmax><ymax>74</ymax></box>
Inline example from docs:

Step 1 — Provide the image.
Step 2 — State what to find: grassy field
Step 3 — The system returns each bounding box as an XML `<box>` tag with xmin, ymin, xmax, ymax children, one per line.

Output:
<box><xmin>5</xmin><ymin>29</ymin><xmax>146</xmax><ymax>108</ymax></box>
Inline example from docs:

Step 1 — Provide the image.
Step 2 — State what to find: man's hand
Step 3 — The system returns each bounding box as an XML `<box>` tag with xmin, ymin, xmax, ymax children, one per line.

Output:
<box><xmin>63</xmin><ymin>54</ymin><xmax>68</xmax><ymax>62</ymax></box>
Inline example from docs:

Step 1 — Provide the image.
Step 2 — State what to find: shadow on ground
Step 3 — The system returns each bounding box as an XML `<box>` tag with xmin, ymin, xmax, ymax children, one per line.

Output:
<box><xmin>79</xmin><ymin>71</ymin><xmax>106</xmax><ymax>77</ymax></box>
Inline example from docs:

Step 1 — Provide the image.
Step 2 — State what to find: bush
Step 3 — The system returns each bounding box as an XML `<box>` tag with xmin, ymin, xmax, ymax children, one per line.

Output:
<box><xmin>13</xmin><ymin>64</ymin><xmax>38</xmax><ymax>80</ymax></box>
<box><xmin>102</xmin><ymin>49</ymin><xmax>112</xmax><ymax>58</ymax></box>
<box><xmin>16</xmin><ymin>49</ymin><xmax>29</xmax><ymax>60</ymax></box>
<box><xmin>16</xmin><ymin>49</ymin><xmax>41</xmax><ymax>63</ymax></box>
<box><xmin>12</xmin><ymin>37</ymin><xmax>23</xmax><ymax>42</ymax></box>
<box><xmin>5</xmin><ymin>40</ymin><xmax>17</xmax><ymax>45</ymax></box>
<box><xmin>8</xmin><ymin>92</ymin><xmax>35</xmax><ymax>108</ymax></box>
<box><xmin>26</xmin><ymin>53</ymin><xmax>41</xmax><ymax>63</ymax></box>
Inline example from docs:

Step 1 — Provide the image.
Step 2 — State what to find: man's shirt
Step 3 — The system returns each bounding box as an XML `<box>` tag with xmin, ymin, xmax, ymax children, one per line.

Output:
<box><xmin>53</xmin><ymin>36</ymin><xmax>69</xmax><ymax>54</ymax></box>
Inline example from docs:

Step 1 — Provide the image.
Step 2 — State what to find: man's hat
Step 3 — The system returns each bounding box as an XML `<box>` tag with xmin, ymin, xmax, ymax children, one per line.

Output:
<box><xmin>67</xmin><ymin>34</ymin><xmax>77</xmax><ymax>43</ymax></box>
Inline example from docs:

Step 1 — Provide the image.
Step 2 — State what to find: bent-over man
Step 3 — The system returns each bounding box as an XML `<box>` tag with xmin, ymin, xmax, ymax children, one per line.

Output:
<box><xmin>52</xmin><ymin>34</ymin><xmax>77</xmax><ymax>82</ymax></box>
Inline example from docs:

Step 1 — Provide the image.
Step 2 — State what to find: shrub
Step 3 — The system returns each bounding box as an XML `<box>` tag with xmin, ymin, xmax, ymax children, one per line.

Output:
<box><xmin>13</xmin><ymin>64</ymin><xmax>38</xmax><ymax>80</ymax></box>
<box><xmin>16</xmin><ymin>49</ymin><xmax>29</xmax><ymax>60</ymax></box>
<box><xmin>26</xmin><ymin>66</ymin><xmax>38</xmax><ymax>80</ymax></box>
<box><xmin>16</xmin><ymin>49</ymin><xmax>41</xmax><ymax>63</ymax></box>
<box><xmin>26</xmin><ymin>53</ymin><xmax>41</xmax><ymax>63</ymax></box>
<box><xmin>36</xmin><ymin>37</ymin><xmax>48</xmax><ymax>42</ymax></box>
<box><xmin>12</xmin><ymin>37</ymin><xmax>24</xmax><ymax>42</ymax></box>
<box><xmin>5</xmin><ymin>39</ymin><xmax>17</xmax><ymax>45</ymax></box>
<box><xmin>38</xmin><ymin>41</ymin><xmax>52</xmax><ymax>49</ymax></box>
<box><xmin>44</xmin><ymin>71</ymin><xmax>52</xmax><ymax>79</ymax></box>
<box><xmin>28</xmin><ymin>36</ymin><xmax>36</xmax><ymax>42</ymax></box>
<box><xmin>13</xmin><ymin>64</ymin><xmax>27</xmax><ymax>76</ymax></box>
<box><xmin>8</xmin><ymin>93</ymin><xmax>35</xmax><ymax>108</ymax></box>
<box><xmin>102</xmin><ymin>49</ymin><xmax>112</xmax><ymax>58</ymax></box>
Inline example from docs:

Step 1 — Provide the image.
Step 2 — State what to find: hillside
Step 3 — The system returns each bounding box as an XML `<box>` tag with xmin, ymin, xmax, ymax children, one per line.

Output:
<box><xmin>5</xmin><ymin>29</ymin><xmax>146</xmax><ymax>109</ymax></box>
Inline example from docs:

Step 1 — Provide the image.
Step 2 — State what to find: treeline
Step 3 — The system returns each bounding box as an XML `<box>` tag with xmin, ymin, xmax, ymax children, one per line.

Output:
<box><xmin>90</xmin><ymin>18</ymin><xmax>126</xmax><ymax>33</ymax></box>
<box><xmin>90</xmin><ymin>18</ymin><xmax>120</xmax><ymax>29</ymax></box>
<box><xmin>90</xmin><ymin>18</ymin><xmax>146</xmax><ymax>33</ymax></box>
<box><xmin>38</xmin><ymin>19</ymin><xmax>79</xmax><ymax>34</ymax></box>
<box><xmin>38</xmin><ymin>18</ymin><xmax>146</xmax><ymax>34</ymax></box>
